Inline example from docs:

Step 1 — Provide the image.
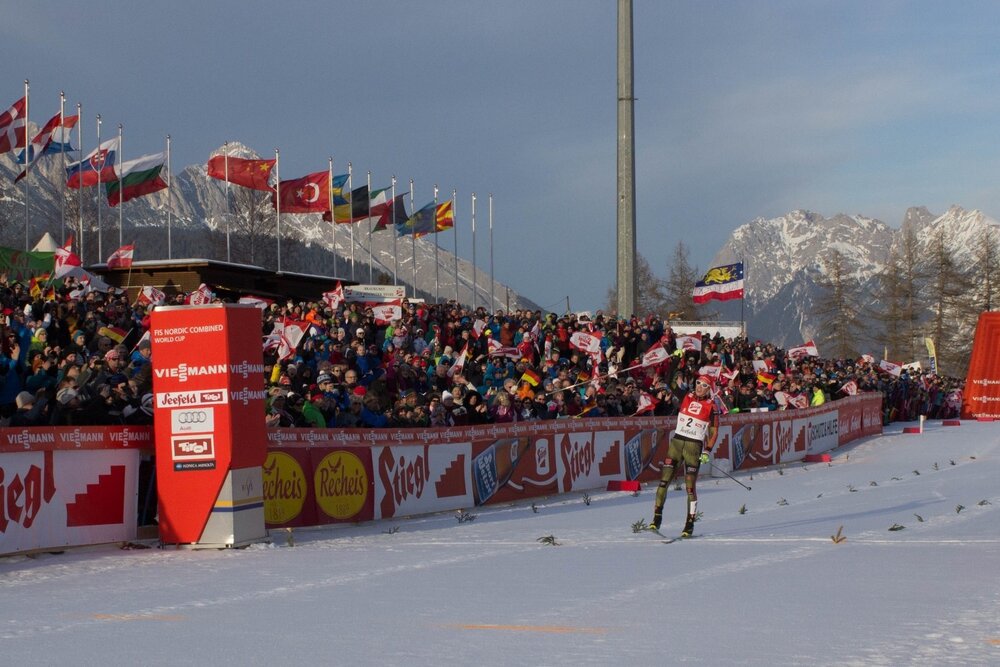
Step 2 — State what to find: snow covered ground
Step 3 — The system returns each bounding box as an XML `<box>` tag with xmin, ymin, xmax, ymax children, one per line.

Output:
<box><xmin>2</xmin><ymin>421</ymin><xmax>998</xmax><ymax>666</ymax></box>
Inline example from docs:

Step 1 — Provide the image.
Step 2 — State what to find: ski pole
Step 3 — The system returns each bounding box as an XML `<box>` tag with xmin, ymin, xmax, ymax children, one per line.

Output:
<box><xmin>715</xmin><ymin>465</ymin><xmax>751</xmax><ymax>491</ymax></box>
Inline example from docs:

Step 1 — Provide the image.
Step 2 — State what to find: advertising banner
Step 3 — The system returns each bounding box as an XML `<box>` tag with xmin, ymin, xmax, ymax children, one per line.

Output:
<box><xmin>962</xmin><ymin>312</ymin><xmax>1000</xmax><ymax>419</ymax></box>
<box><xmin>0</xmin><ymin>450</ymin><xmax>138</xmax><ymax>556</ymax></box>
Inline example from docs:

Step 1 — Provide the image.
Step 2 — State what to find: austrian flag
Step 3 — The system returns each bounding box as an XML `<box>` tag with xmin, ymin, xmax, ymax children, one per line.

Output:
<box><xmin>569</xmin><ymin>330</ymin><xmax>603</xmax><ymax>356</ymax></box>
<box><xmin>106</xmin><ymin>244</ymin><xmax>134</xmax><ymax>269</ymax></box>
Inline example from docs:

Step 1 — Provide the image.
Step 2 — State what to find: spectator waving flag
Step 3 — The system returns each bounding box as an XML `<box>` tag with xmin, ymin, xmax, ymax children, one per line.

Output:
<box><xmin>185</xmin><ymin>283</ymin><xmax>213</xmax><ymax>305</ymax></box>
<box><xmin>692</xmin><ymin>262</ymin><xmax>744</xmax><ymax>304</ymax></box>
<box><xmin>675</xmin><ymin>334</ymin><xmax>702</xmax><ymax>352</ymax></box>
<box><xmin>569</xmin><ymin>330</ymin><xmax>603</xmax><ymax>356</ymax></box>
<box><xmin>448</xmin><ymin>343</ymin><xmax>470</xmax><ymax>378</ymax></box>
<box><xmin>634</xmin><ymin>391</ymin><xmax>659</xmax><ymax>415</ymax></box>
<box><xmin>277</xmin><ymin>318</ymin><xmax>309</xmax><ymax>361</ymax></box>
<box><xmin>839</xmin><ymin>380</ymin><xmax>859</xmax><ymax>396</ymax></box>
<box><xmin>371</xmin><ymin>300</ymin><xmax>402</xmax><ymax>326</ymax></box>
<box><xmin>238</xmin><ymin>295</ymin><xmax>274</xmax><ymax>309</ymax></box>
<box><xmin>137</xmin><ymin>285</ymin><xmax>166</xmax><ymax>306</ymax></box>
<box><xmin>54</xmin><ymin>236</ymin><xmax>82</xmax><ymax>278</ymax></box>
<box><xmin>106</xmin><ymin>244</ymin><xmax>134</xmax><ymax>269</ymax></box>
<box><xmin>322</xmin><ymin>281</ymin><xmax>344</xmax><ymax>310</ymax></box>
<box><xmin>788</xmin><ymin>340</ymin><xmax>820</xmax><ymax>360</ymax></box>
<box><xmin>642</xmin><ymin>342</ymin><xmax>670</xmax><ymax>367</ymax></box>
<box><xmin>878</xmin><ymin>359</ymin><xmax>903</xmax><ymax>377</ymax></box>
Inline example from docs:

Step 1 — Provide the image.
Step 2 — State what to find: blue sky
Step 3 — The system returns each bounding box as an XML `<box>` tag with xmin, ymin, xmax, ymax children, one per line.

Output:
<box><xmin>5</xmin><ymin>1</ymin><xmax>1000</xmax><ymax>311</ymax></box>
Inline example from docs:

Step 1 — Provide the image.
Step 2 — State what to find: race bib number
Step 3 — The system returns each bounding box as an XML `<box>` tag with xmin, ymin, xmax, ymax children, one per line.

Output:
<box><xmin>676</xmin><ymin>414</ymin><xmax>709</xmax><ymax>440</ymax></box>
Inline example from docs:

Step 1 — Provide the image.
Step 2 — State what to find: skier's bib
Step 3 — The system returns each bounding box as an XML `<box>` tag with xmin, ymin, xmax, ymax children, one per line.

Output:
<box><xmin>675</xmin><ymin>395</ymin><xmax>713</xmax><ymax>441</ymax></box>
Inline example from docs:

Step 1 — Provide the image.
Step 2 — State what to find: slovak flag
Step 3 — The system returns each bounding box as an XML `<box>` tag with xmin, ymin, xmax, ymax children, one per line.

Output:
<box><xmin>66</xmin><ymin>137</ymin><xmax>119</xmax><ymax>188</ymax></box>
<box><xmin>54</xmin><ymin>236</ymin><xmax>82</xmax><ymax>278</ymax></box>
<box><xmin>106</xmin><ymin>244</ymin><xmax>134</xmax><ymax>269</ymax></box>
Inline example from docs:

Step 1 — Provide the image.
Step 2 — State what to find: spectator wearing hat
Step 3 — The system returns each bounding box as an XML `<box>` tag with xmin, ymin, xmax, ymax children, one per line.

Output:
<box><xmin>11</xmin><ymin>389</ymin><xmax>48</xmax><ymax>426</ymax></box>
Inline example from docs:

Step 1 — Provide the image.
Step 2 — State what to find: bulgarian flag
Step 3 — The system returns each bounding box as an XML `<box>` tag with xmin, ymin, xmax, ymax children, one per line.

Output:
<box><xmin>106</xmin><ymin>152</ymin><xmax>167</xmax><ymax>207</ymax></box>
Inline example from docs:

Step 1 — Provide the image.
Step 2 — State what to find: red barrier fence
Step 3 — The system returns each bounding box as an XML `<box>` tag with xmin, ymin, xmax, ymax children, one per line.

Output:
<box><xmin>0</xmin><ymin>395</ymin><xmax>882</xmax><ymax>554</ymax></box>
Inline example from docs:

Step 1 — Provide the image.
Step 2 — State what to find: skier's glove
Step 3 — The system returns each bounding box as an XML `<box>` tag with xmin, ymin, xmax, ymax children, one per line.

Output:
<box><xmin>699</xmin><ymin>452</ymin><xmax>710</xmax><ymax>465</ymax></box>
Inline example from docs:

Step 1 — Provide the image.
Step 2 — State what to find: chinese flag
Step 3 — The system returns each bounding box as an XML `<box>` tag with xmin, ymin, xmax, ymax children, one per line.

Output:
<box><xmin>206</xmin><ymin>156</ymin><xmax>275</xmax><ymax>191</ymax></box>
<box><xmin>271</xmin><ymin>171</ymin><xmax>330</xmax><ymax>213</ymax></box>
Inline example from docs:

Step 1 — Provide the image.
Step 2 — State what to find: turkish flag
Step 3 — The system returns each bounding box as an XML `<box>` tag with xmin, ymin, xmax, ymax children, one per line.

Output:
<box><xmin>206</xmin><ymin>156</ymin><xmax>275</xmax><ymax>191</ymax></box>
<box><xmin>272</xmin><ymin>171</ymin><xmax>329</xmax><ymax>213</ymax></box>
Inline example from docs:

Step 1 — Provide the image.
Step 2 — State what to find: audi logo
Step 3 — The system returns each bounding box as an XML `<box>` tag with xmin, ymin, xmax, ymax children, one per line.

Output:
<box><xmin>177</xmin><ymin>411</ymin><xmax>209</xmax><ymax>424</ymax></box>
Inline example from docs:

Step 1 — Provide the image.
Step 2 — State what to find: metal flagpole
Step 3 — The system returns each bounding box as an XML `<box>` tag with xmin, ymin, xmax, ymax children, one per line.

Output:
<box><xmin>275</xmin><ymin>148</ymin><xmax>281</xmax><ymax>273</ymax></box>
<box><xmin>391</xmin><ymin>175</ymin><xmax>398</xmax><ymax>285</ymax></box>
<box><xmin>96</xmin><ymin>114</ymin><xmax>103</xmax><ymax>262</ymax></box>
<box><xmin>348</xmin><ymin>162</ymin><xmax>355</xmax><ymax>281</ymax></box>
<box><xmin>471</xmin><ymin>192</ymin><xmax>477</xmax><ymax>311</ymax></box>
<box><xmin>166</xmin><ymin>135</ymin><xmax>172</xmax><ymax>259</ymax></box>
<box><xmin>118</xmin><ymin>123</ymin><xmax>123</xmax><ymax>249</ymax></box>
<box><xmin>76</xmin><ymin>102</ymin><xmax>84</xmax><ymax>263</ymax></box>
<box><xmin>434</xmin><ymin>184</ymin><xmax>440</xmax><ymax>303</ymax></box>
<box><xmin>59</xmin><ymin>91</ymin><xmax>66</xmax><ymax>244</ymax></box>
<box><xmin>224</xmin><ymin>141</ymin><xmax>231</xmax><ymax>262</ymax></box>
<box><xmin>452</xmin><ymin>189</ymin><xmax>459</xmax><ymax>304</ymax></box>
<box><xmin>367</xmin><ymin>170</ymin><xmax>373</xmax><ymax>283</ymax></box>
<box><xmin>410</xmin><ymin>180</ymin><xmax>416</xmax><ymax>298</ymax></box>
<box><xmin>326</xmin><ymin>155</ymin><xmax>337</xmax><ymax>276</ymax></box>
<box><xmin>23</xmin><ymin>79</ymin><xmax>29</xmax><ymax>251</ymax></box>
<box><xmin>489</xmin><ymin>193</ymin><xmax>495</xmax><ymax>311</ymax></box>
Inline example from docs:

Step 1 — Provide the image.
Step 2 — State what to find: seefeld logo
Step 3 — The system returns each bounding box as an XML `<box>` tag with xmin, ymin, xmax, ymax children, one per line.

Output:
<box><xmin>314</xmin><ymin>450</ymin><xmax>368</xmax><ymax>520</ymax></box>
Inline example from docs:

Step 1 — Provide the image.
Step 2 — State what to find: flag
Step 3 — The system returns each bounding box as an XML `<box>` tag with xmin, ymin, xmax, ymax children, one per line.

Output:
<box><xmin>185</xmin><ymin>283</ymin><xmax>213</xmax><ymax>305</ymax></box>
<box><xmin>878</xmin><ymin>359</ymin><xmax>903</xmax><ymax>378</ymax></box>
<box><xmin>634</xmin><ymin>391</ymin><xmax>659</xmax><ymax>415</ymax></box>
<box><xmin>131</xmin><ymin>330</ymin><xmax>151</xmax><ymax>354</ymax></box>
<box><xmin>641</xmin><ymin>342</ymin><xmax>670</xmax><ymax>367</ymax></box>
<box><xmin>106</xmin><ymin>244</ymin><xmax>134</xmax><ymax>269</ymax></box>
<box><xmin>487</xmin><ymin>338</ymin><xmax>522</xmax><ymax>359</ymax></box>
<box><xmin>238</xmin><ymin>295</ymin><xmax>274</xmax><ymax>309</ymax></box>
<box><xmin>397</xmin><ymin>201</ymin><xmax>435</xmax><ymax>236</ymax></box>
<box><xmin>371</xmin><ymin>300</ymin><xmax>402</xmax><ymax>325</ymax></box>
<box><xmin>277</xmin><ymin>318</ymin><xmax>309</xmax><ymax>361</ymax></box>
<box><xmin>788</xmin><ymin>340</ymin><xmax>820</xmax><ymax>360</ymax></box>
<box><xmin>15</xmin><ymin>112</ymin><xmax>79</xmax><ymax>182</ymax></box>
<box><xmin>329</xmin><ymin>184</ymin><xmax>369</xmax><ymax>223</ymax></box>
<box><xmin>137</xmin><ymin>285</ymin><xmax>166</xmax><ymax>306</ymax></box>
<box><xmin>44</xmin><ymin>115</ymin><xmax>77</xmax><ymax>154</ymax></box>
<box><xmin>520</xmin><ymin>368</ymin><xmax>542</xmax><ymax>387</ymax></box>
<box><xmin>106</xmin><ymin>153</ymin><xmax>167</xmax><ymax>206</ymax></box>
<box><xmin>0</xmin><ymin>96</ymin><xmax>27</xmax><ymax>154</ymax></box>
<box><xmin>751</xmin><ymin>359</ymin><xmax>774</xmax><ymax>373</ymax></box>
<box><xmin>272</xmin><ymin>171</ymin><xmax>329</xmax><ymax>213</ymax></box>
<box><xmin>859</xmin><ymin>354</ymin><xmax>875</xmax><ymax>365</ymax></box>
<box><xmin>206</xmin><ymin>156</ymin><xmax>275</xmax><ymax>191</ymax></box>
<box><xmin>369</xmin><ymin>189</ymin><xmax>409</xmax><ymax>232</ymax></box>
<box><xmin>471</xmin><ymin>319</ymin><xmax>487</xmax><ymax>339</ymax></box>
<box><xmin>54</xmin><ymin>236</ymin><xmax>82</xmax><ymax>278</ymax></box>
<box><xmin>98</xmin><ymin>325</ymin><xmax>128</xmax><ymax>344</ymax></box>
<box><xmin>756</xmin><ymin>371</ymin><xmax>777</xmax><ymax>387</ymax></box>
<box><xmin>448</xmin><ymin>343</ymin><xmax>469</xmax><ymax>378</ymax></box>
<box><xmin>414</xmin><ymin>200</ymin><xmax>455</xmax><ymax>239</ymax></box>
<box><xmin>322</xmin><ymin>281</ymin><xmax>344</xmax><ymax>310</ymax></box>
<box><xmin>924</xmin><ymin>337</ymin><xmax>938</xmax><ymax>374</ymax></box>
<box><xmin>839</xmin><ymin>380</ymin><xmax>858</xmax><ymax>396</ymax></box>
<box><xmin>675</xmin><ymin>334</ymin><xmax>702</xmax><ymax>352</ymax></box>
<box><xmin>692</xmin><ymin>262</ymin><xmax>745</xmax><ymax>304</ymax></box>
<box><xmin>66</xmin><ymin>137</ymin><xmax>119</xmax><ymax>188</ymax></box>
<box><xmin>698</xmin><ymin>364</ymin><xmax>723</xmax><ymax>379</ymax></box>
<box><xmin>569</xmin><ymin>330</ymin><xmax>603</xmax><ymax>356</ymax></box>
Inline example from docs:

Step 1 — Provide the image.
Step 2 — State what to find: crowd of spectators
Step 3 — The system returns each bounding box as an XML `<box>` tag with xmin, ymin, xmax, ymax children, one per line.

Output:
<box><xmin>0</xmin><ymin>274</ymin><xmax>965</xmax><ymax>429</ymax></box>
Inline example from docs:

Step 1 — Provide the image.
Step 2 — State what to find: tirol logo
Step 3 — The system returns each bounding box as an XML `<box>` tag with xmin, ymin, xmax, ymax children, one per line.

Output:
<box><xmin>315</xmin><ymin>450</ymin><xmax>368</xmax><ymax>520</ymax></box>
<box><xmin>560</xmin><ymin>433</ymin><xmax>595</xmax><ymax>492</ymax></box>
<box><xmin>378</xmin><ymin>445</ymin><xmax>431</xmax><ymax>519</ymax></box>
<box><xmin>171</xmin><ymin>435</ymin><xmax>215</xmax><ymax>460</ymax></box>
<box><xmin>263</xmin><ymin>452</ymin><xmax>306</xmax><ymax>524</ymax></box>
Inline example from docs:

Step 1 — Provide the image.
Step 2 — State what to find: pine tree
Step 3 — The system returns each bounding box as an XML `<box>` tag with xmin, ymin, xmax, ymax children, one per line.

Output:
<box><xmin>810</xmin><ymin>249</ymin><xmax>864</xmax><ymax>358</ymax></box>
<box><xmin>974</xmin><ymin>223</ymin><xmax>1000</xmax><ymax>312</ymax></box>
<box><xmin>663</xmin><ymin>241</ymin><xmax>712</xmax><ymax>321</ymax></box>
<box><xmin>605</xmin><ymin>252</ymin><xmax>666</xmax><ymax>318</ymax></box>
<box><xmin>870</xmin><ymin>246</ymin><xmax>909</xmax><ymax>360</ymax></box>
<box><xmin>926</xmin><ymin>228</ymin><xmax>975</xmax><ymax>374</ymax></box>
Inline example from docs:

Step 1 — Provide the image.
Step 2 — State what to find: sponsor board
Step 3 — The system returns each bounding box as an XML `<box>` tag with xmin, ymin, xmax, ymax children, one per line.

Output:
<box><xmin>155</xmin><ymin>389</ymin><xmax>228</xmax><ymax>409</ymax></box>
<box><xmin>171</xmin><ymin>407</ymin><xmax>215</xmax><ymax>434</ymax></box>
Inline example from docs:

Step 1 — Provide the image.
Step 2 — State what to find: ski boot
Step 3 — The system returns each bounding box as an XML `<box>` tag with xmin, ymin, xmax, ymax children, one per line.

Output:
<box><xmin>649</xmin><ymin>510</ymin><xmax>663</xmax><ymax>532</ymax></box>
<box><xmin>681</xmin><ymin>516</ymin><xmax>696</xmax><ymax>538</ymax></box>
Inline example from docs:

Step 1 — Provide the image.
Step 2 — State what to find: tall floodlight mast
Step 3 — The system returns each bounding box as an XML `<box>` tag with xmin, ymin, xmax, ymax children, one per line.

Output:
<box><xmin>616</xmin><ymin>0</ymin><xmax>637</xmax><ymax>317</ymax></box>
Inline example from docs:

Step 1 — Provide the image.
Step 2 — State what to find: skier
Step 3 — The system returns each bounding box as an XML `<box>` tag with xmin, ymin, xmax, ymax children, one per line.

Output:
<box><xmin>651</xmin><ymin>374</ymin><xmax>720</xmax><ymax>537</ymax></box>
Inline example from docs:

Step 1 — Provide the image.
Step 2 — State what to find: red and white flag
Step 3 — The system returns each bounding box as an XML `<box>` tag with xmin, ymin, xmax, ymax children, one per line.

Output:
<box><xmin>0</xmin><ymin>96</ymin><xmax>27</xmax><ymax>154</ymax></box>
<box><xmin>641</xmin><ymin>342</ymin><xmax>670</xmax><ymax>367</ymax></box>
<box><xmin>752</xmin><ymin>359</ymin><xmax>774</xmax><ymax>373</ymax></box>
<box><xmin>634</xmin><ymin>391</ymin><xmax>659</xmax><ymax>415</ymax></box>
<box><xmin>276</xmin><ymin>318</ymin><xmax>310</xmax><ymax>361</ymax></box>
<box><xmin>238</xmin><ymin>295</ymin><xmax>274</xmax><ymax>309</ymax></box>
<box><xmin>698</xmin><ymin>364</ymin><xmax>723</xmax><ymax>379</ymax></box>
<box><xmin>106</xmin><ymin>244</ymin><xmax>134</xmax><ymax>269</ymax></box>
<box><xmin>675</xmin><ymin>334</ymin><xmax>702</xmax><ymax>352</ymax></box>
<box><xmin>878</xmin><ymin>359</ymin><xmax>903</xmax><ymax>377</ymax></box>
<box><xmin>137</xmin><ymin>285</ymin><xmax>166</xmax><ymax>306</ymax></box>
<box><xmin>371</xmin><ymin>299</ymin><xmax>402</xmax><ymax>325</ymax></box>
<box><xmin>15</xmin><ymin>111</ymin><xmax>79</xmax><ymax>182</ymax></box>
<box><xmin>859</xmin><ymin>354</ymin><xmax>875</xmax><ymax>365</ymax></box>
<box><xmin>788</xmin><ymin>340</ymin><xmax>820</xmax><ymax>360</ymax></box>
<box><xmin>471</xmin><ymin>318</ymin><xmax>487</xmax><ymax>339</ymax></box>
<box><xmin>322</xmin><ymin>281</ymin><xmax>344</xmax><ymax>311</ymax></box>
<box><xmin>839</xmin><ymin>380</ymin><xmax>858</xmax><ymax>396</ymax></box>
<box><xmin>185</xmin><ymin>283</ymin><xmax>213</xmax><ymax>305</ymax></box>
<box><xmin>487</xmin><ymin>338</ymin><xmax>522</xmax><ymax>359</ymax></box>
<box><xmin>54</xmin><ymin>236</ymin><xmax>82</xmax><ymax>278</ymax></box>
<box><xmin>448</xmin><ymin>343</ymin><xmax>469</xmax><ymax>378</ymax></box>
<box><xmin>569</xmin><ymin>330</ymin><xmax>603</xmax><ymax>356</ymax></box>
